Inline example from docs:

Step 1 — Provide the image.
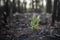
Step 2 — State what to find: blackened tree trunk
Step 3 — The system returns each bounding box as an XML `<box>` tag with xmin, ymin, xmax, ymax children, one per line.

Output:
<box><xmin>4</xmin><ymin>0</ymin><xmax>10</xmax><ymax>23</ymax></box>
<box><xmin>46</xmin><ymin>0</ymin><xmax>52</xmax><ymax>13</ymax></box>
<box><xmin>12</xmin><ymin>0</ymin><xmax>16</xmax><ymax>13</ymax></box>
<box><xmin>51</xmin><ymin>0</ymin><xmax>59</xmax><ymax>26</ymax></box>
<box><xmin>18</xmin><ymin>0</ymin><xmax>20</xmax><ymax>13</ymax></box>
<box><xmin>56</xmin><ymin>1</ymin><xmax>60</xmax><ymax>35</ymax></box>
<box><xmin>35</xmin><ymin>0</ymin><xmax>37</xmax><ymax>12</ymax></box>
<box><xmin>56</xmin><ymin>0</ymin><xmax>60</xmax><ymax>22</ymax></box>
<box><xmin>51</xmin><ymin>0</ymin><xmax>60</xmax><ymax>35</ymax></box>
<box><xmin>23</xmin><ymin>0</ymin><xmax>27</xmax><ymax>13</ymax></box>
<box><xmin>3</xmin><ymin>0</ymin><xmax>10</xmax><ymax>29</ymax></box>
<box><xmin>32</xmin><ymin>0</ymin><xmax>34</xmax><ymax>12</ymax></box>
<box><xmin>0</xmin><ymin>0</ymin><xmax>1</xmax><ymax>7</ymax></box>
<box><xmin>35</xmin><ymin>0</ymin><xmax>39</xmax><ymax>13</ymax></box>
<box><xmin>0</xmin><ymin>0</ymin><xmax>10</xmax><ymax>29</ymax></box>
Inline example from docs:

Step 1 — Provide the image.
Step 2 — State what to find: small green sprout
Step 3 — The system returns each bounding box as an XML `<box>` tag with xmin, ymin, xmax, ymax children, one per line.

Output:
<box><xmin>31</xmin><ymin>14</ymin><xmax>40</xmax><ymax>30</ymax></box>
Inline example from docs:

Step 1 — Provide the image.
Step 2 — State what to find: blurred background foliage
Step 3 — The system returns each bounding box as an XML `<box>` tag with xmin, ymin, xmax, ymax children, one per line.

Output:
<box><xmin>0</xmin><ymin>0</ymin><xmax>53</xmax><ymax>13</ymax></box>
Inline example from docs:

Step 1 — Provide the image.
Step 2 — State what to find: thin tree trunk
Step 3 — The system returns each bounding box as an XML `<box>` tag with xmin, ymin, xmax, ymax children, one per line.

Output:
<box><xmin>46</xmin><ymin>0</ymin><xmax>52</xmax><ymax>13</ymax></box>
<box><xmin>51</xmin><ymin>0</ymin><xmax>59</xmax><ymax>26</ymax></box>
<box><xmin>32</xmin><ymin>0</ymin><xmax>34</xmax><ymax>12</ymax></box>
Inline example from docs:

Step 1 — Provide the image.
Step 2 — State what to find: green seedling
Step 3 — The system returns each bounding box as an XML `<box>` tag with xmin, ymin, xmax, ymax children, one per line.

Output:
<box><xmin>31</xmin><ymin>14</ymin><xmax>40</xmax><ymax>30</ymax></box>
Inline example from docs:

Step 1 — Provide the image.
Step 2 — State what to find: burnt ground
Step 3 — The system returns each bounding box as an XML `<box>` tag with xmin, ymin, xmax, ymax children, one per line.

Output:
<box><xmin>0</xmin><ymin>13</ymin><xmax>60</xmax><ymax>40</ymax></box>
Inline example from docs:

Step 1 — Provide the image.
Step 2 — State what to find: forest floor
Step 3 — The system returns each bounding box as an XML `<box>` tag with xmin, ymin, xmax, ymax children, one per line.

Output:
<box><xmin>0</xmin><ymin>13</ymin><xmax>60</xmax><ymax>40</ymax></box>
